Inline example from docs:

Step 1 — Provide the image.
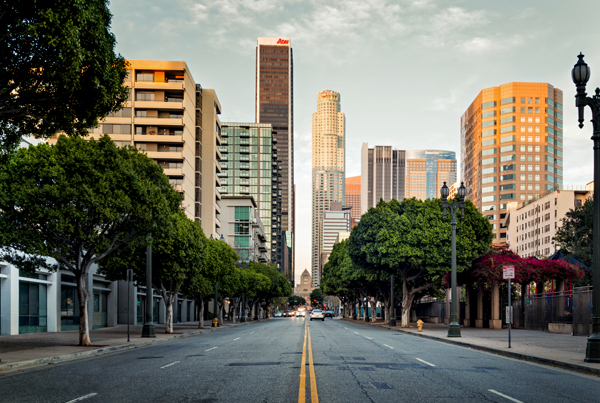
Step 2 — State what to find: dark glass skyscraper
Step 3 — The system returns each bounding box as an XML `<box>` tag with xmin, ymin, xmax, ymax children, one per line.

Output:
<box><xmin>256</xmin><ymin>37</ymin><xmax>294</xmax><ymax>283</ymax></box>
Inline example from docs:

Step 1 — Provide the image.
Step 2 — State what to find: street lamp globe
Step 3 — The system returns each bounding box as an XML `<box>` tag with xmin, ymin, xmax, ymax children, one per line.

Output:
<box><xmin>440</xmin><ymin>181</ymin><xmax>449</xmax><ymax>200</ymax></box>
<box><xmin>458</xmin><ymin>182</ymin><xmax>467</xmax><ymax>199</ymax></box>
<box><xmin>572</xmin><ymin>53</ymin><xmax>591</xmax><ymax>85</ymax></box>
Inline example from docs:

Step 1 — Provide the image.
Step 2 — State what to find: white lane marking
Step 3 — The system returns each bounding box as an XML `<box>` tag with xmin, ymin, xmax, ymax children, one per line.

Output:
<box><xmin>160</xmin><ymin>361</ymin><xmax>180</xmax><ymax>369</ymax></box>
<box><xmin>250</xmin><ymin>332</ymin><xmax>255</xmax><ymax>334</ymax></box>
<box><xmin>415</xmin><ymin>358</ymin><xmax>436</xmax><ymax>367</ymax></box>
<box><xmin>383</xmin><ymin>344</ymin><xmax>394</xmax><ymax>349</ymax></box>
<box><xmin>344</xmin><ymin>327</ymin><xmax>348</xmax><ymax>329</ymax></box>
<box><xmin>365</xmin><ymin>337</ymin><xmax>372</xmax><ymax>340</ymax></box>
<box><xmin>353</xmin><ymin>332</ymin><xmax>359</xmax><ymax>335</ymax></box>
<box><xmin>233</xmin><ymin>337</ymin><xmax>241</xmax><ymax>340</ymax></box>
<box><xmin>205</xmin><ymin>347</ymin><xmax>218</xmax><ymax>352</ymax></box>
<box><xmin>488</xmin><ymin>390</ymin><xmax>524</xmax><ymax>403</ymax></box>
<box><xmin>65</xmin><ymin>393</ymin><xmax>97</xmax><ymax>403</ymax></box>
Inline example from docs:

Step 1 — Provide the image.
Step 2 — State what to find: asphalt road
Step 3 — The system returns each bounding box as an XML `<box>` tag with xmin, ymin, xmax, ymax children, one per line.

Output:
<box><xmin>1</xmin><ymin>317</ymin><xmax>599</xmax><ymax>403</ymax></box>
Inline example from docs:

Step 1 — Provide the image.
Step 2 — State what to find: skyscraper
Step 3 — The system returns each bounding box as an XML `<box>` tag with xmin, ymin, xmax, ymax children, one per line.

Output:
<box><xmin>219</xmin><ymin>122</ymin><xmax>280</xmax><ymax>266</ymax></box>
<box><xmin>345</xmin><ymin>175</ymin><xmax>361</xmax><ymax>228</ymax></box>
<box><xmin>312</xmin><ymin>90</ymin><xmax>345</xmax><ymax>287</ymax></box>
<box><xmin>405</xmin><ymin>150</ymin><xmax>457</xmax><ymax>200</ymax></box>
<box><xmin>360</xmin><ymin>144</ymin><xmax>406</xmax><ymax>214</ymax></box>
<box><xmin>255</xmin><ymin>37</ymin><xmax>294</xmax><ymax>281</ymax></box>
<box><xmin>461</xmin><ymin>82</ymin><xmax>564</xmax><ymax>244</ymax></box>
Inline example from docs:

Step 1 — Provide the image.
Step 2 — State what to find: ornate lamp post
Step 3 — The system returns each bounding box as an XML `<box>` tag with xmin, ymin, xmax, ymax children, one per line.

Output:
<box><xmin>572</xmin><ymin>53</ymin><xmax>600</xmax><ymax>362</ymax></box>
<box><xmin>441</xmin><ymin>181</ymin><xmax>466</xmax><ymax>337</ymax></box>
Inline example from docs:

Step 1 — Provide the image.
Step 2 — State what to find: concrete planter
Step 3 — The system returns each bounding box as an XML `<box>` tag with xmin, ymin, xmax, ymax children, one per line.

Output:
<box><xmin>548</xmin><ymin>323</ymin><xmax>573</xmax><ymax>334</ymax></box>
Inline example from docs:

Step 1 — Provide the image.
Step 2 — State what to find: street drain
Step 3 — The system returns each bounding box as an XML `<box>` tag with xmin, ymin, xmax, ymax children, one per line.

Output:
<box><xmin>227</xmin><ymin>362</ymin><xmax>282</xmax><ymax>366</ymax></box>
<box><xmin>361</xmin><ymin>382</ymin><xmax>393</xmax><ymax>389</ymax></box>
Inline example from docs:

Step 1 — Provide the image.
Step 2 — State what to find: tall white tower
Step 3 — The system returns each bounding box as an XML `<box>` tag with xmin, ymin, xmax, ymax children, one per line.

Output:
<box><xmin>311</xmin><ymin>90</ymin><xmax>345</xmax><ymax>287</ymax></box>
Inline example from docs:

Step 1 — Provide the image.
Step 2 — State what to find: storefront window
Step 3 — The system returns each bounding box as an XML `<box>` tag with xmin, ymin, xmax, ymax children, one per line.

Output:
<box><xmin>61</xmin><ymin>286</ymin><xmax>80</xmax><ymax>331</ymax></box>
<box><xmin>19</xmin><ymin>282</ymin><xmax>47</xmax><ymax>333</ymax></box>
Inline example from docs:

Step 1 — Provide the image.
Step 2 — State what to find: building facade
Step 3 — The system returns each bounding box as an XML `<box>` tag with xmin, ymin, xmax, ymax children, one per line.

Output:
<box><xmin>219</xmin><ymin>123</ymin><xmax>280</xmax><ymax>267</ymax></box>
<box><xmin>461</xmin><ymin>82</ymin><xmax>564</xmax><ymax>244</ymax></box>
<box><xmin>505</xmin><ymin>189</ymin><xmax>591</xmax><ymax>258</ymax></box>
<box><xmin>360</xmin><ymin>144</ymin><xmax>406</xmax><ymax>214</ymax></box>
<box><xmin>312</xmin><ymin>90</ymin><xmax>346</xmax><ymax>287</ymax></box>
<box><xmin>255</xmin><ymin>37</ymin><xmax>295</xmax><ymax>282</ymax></box>
<box><xmin>293</xmin><ymin>269</ymin><xmax>314</xmax><ymax>301</ymax></box>
<box><xmin>405</xmin><ymin>150</ymin><xmax>457</xmax><ymax>200</ymax></box>
<box><xmin>345</xmin><ymin>175</ymin><xmax>361</xmax><ymax>228</ymax></box>
<box><xmin>319</xmin><ymin>202</ymin><xmax>351</xmax><ymax>284</ymax></box>
<box><xmin>220</xmin><ymin>196</ymin><xmax>269</xmax><ymax>263</ymax></box>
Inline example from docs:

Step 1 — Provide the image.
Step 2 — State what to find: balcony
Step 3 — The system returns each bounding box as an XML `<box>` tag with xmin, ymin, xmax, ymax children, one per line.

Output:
<box><xmin>133</xmin><ymin>100</ymin><xmax>183</xmax><ymax>110</ymax></box>
<box><xmin>146</xmin><ymin>150</ymin><xmax>183</xmax><ymax>160</ymax></box>
<box><xmin>239</xmin><ymin>179</ymin><xmax>250</xmax><ymax>186</ymax></box>
<box><xmin>239</xmin><ymin>139</ymin><xmax>250</xmax><ymax>145</ymax></box>
<box><xmin>239</xmin><ymin>163</ymin><xmax>250</xmax><ymax>169</ymax></box>
<box><xmin>163</xmin><ymin>168</ymin><xmax>183</xmax><ymax>176</ymax></box>
<box><xmin>215</xmin><ymin>161</ymin><xmax>222</xmax><ymax>173</ymax></box>
<box><xmin>215</xmin><ymin>174</ymin><xmax>221</xmax><ymax>187</ymax></box>
<box><xmin>134</xmin><ymin>134</ymin><xmax>183</xmax><ymax>143</ymax></box>
<box><xmin>239</xmin><ymin>171</ymin><xmax>250</xmax><ymax>178</ymax></box>
<box><xmin>217</xmin><ymin>146</ymin><xmax>228</xmax><ymax>153</ymax></box>
<box><xmin>239</xmin><ymin>130</ymin><xmax>250</xmax><ymax>138</ymax></box>
<box><xmin>133</xmin><ymin>117</ymin><xmax>183</xmax><ymax>126</ymax></box>
<box><xmin>217</xmin><ymin>171</ymin><xmax>228</xmax><ymax>178</ymax></box>
<box><xmin>134</xmin><ymin>81</ymin><xmax>184</xmax><ymax>90</ymax></box>
<box><xmin>239</xmin><ymin>155</ymin><xmax>250</xmax><ymax>162</ymax></box>
<box><xmin>239</xmin><ymin>146</ymin><xmax>250</xmax><ymax>154</ymax></box>
<box><xmin>239</xmin><ymin>187</ymin><xmax>250</xmax><ymax>194</ymax></box>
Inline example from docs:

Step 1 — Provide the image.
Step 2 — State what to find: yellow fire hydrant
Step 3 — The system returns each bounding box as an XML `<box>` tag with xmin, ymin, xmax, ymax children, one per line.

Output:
<box><xmin>417</xmin><ymin>319</ymin><xmax>424</xmax><ymax>332</ymax></box>
<box><xmin>212</xmin><ymin>318</ymin><xmax>218</xmax><ymax>328</ymax></box>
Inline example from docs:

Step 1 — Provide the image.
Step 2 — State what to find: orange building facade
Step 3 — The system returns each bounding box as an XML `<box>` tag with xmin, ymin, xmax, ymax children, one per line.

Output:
<box><xmin>345</xmin><ymin>175</ymin><xmax>361</xmax><ymax>228</ymax></box>
<box><xmin>461</xmin><ymin>82</ymin><xmax>564</xmax><ymax>245</ymax></box>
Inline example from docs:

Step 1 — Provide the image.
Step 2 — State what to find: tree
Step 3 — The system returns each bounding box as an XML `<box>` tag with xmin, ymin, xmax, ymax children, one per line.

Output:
<box><xmin>99</xmin><ymin>210</ymin><xmax>206</xmax><ymax>333</ymax></box>
<box><xmin>0</xmin><ymin>0</ymin><xmax>129</xmax><ymax>155</ymax></box>
<box><xmin>0</xmin><ymin>135</ymin><xmax>182</xmax><ymax>345</ymax></box>
<box><xmin>348</xmin><ymin>198</ymin><xmax>493</xmax><ymax>327</ymax></box>
<box><xmin>182</xmin><ymin>238</ymin><xmax>237</xmax><ymax>327</ymax></box>
<box><xmin>288</xmin><ymin>296</ymin><xmax>307</xmax><ymax>307</ymax></box>
<box><xmin>554</xmin><ymin>196</ymin><xmax>593</xmax><ymax>268</ymax></box>
<box><xmin>310</xmin><ymin>288</ymin><xmax>324</xmax><ymax>306</ymax></box>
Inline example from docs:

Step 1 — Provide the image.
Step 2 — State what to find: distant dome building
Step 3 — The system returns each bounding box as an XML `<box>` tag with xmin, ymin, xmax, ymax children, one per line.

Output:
<box><xmin>293</xmin><ymin>269</ymin><xmax>315</xmax><ymax>301</ymax></box>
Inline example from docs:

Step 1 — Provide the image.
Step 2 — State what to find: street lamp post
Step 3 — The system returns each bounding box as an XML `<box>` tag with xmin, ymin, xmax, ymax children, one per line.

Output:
<box><xmin>441</xmin><ymin>181</ymin><xmax>466</xmax><ymax>338</ymax></box>
<box><xmin>572</xmin><ymin>53</ymin><xmax>600</xmax><ymax>362</ymax></box>
<box><xmin>141</xmin><ymin>234</ymin><xmax>156</xmax><ymax>338</ymax></box>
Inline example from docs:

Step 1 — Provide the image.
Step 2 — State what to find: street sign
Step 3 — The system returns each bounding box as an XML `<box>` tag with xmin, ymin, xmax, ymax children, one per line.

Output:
<box><xmin>503</xmin><ymin>265</ymin><xmax>515</xmax><ymax>279</ymax></box>
<box><xmin>505</xmin><ymin>306</ymin><xmax>513</xmax><ymax>324</ymax></box>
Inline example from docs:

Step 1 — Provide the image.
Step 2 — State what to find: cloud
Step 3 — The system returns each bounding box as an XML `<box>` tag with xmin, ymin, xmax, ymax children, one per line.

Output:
<box><xmin>431</xmin><ymin>90</ymin><xmax>458</xmax><ymax>111</ymax></box>
<box><xmin>456</xmin><ymin>35</ymin><xmax>523</xmax><ymax>54</ymax></box>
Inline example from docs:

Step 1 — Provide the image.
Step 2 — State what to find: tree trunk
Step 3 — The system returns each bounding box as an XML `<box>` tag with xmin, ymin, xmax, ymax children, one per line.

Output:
<box><xmin>400</xmin><ymin>292</ymin><xmax>415</xmax><ymax>328</ymax></box>
<box><xmin>370</xmin><ymin>299</ymin><xmax>377</xmax><ymax>322</ymax></box>
<box><xmin>165</xmin><ymin>302</ymin><xmax>173</xmax><ymax>333</ymax></box>
<box><xmin>77</xmin><ymin>273</ymin><xmax>91</xmax><ymax>346</ymax></box>
<box><xmin>198</xmin><ymin>296</ymin><xmax>205</xmax><ymax>329</ymax></box>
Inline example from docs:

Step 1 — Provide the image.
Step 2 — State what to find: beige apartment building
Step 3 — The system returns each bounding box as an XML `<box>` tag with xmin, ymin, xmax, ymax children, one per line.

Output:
<box><xmin>461</xmin><ymin>82</ymin><xmax>564</xmax><ymax>245</ymax></box>
<box><xmin>405</xmin><ymin>150</ymin><xmax>457</xmax><ymax>200</ymax></box>
<box><xmin>57</xmin><ymin>60</ymin><xmax>223</xmax><ymax>237</ymax></box>
<box><xmin>505</xmin><ymin>189</ymin><xmax>591</xmax><ymax>258</ymax></box>
<box><xmin>312</xmin><ymin>90</ymin><xmax>345</xmax><ymax>287</ymax></box>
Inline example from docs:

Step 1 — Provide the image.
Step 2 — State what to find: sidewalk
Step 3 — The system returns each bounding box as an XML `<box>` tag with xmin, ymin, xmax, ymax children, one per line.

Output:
<box><xmin>343</xmin><ymin>318</ymin><xmax>600</xmax><ymax>376</ymax></box>
<box><xmin>0</xmin><ymin>319</ymin><xmax>266</xmax><ymax>374</ymax></box>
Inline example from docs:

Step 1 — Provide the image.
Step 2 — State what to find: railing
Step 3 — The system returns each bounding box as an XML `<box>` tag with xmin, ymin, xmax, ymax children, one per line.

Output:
<box><xmin>135</xmin><ymin>115</ymin><xmax>183</xmax><ymax>119</ymax></box>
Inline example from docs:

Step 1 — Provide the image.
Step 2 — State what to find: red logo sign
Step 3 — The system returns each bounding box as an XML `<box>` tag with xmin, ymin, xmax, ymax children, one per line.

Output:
<box><xmin>321</xmin><ymin>91</ymin><xmax>327</xmax><ymax>97</ymax></box>
<box><xmin>277</xmin><ymin>38</ymin><xmax>289</xmax><ymax>45</ymax></box>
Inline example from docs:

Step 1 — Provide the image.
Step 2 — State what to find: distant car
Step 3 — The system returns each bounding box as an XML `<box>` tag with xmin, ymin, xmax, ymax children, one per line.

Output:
<box><xmin>274</xmin><ymin>311</ymin><xmax>283</xmax><ymax>317</ymax></box>
<box><xmin>324</xmin><ymin>311</ymin><xmax>334</xmax><ymax>318</ymax></box>
<box><xmin>296</xmin><ymin>310</ymin><xmax>306</xmax><ymax>317</ymax></box>
<box><xmin>286</xmin><ymin>310</ymin><xmax>295</xmax><ymax>317</ymax></box>
<box><xmin>310</xmin><ymin>310</ymin><xmax>325</xmax><ymax>321</ymax></box>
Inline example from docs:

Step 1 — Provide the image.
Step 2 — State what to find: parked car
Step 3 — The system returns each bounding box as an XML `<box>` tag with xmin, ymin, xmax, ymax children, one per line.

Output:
<box><xmin>310</xmin><ymin>309</ymin><xmax>325</xmax><ymax>321</ymax></box>
<box><xmin>274</xmin><ymin>311</ymin><xmax>283</xmax><ymax>317</ymax></box>
<box><xmin>296</xmin><ymin>310</ymin><xmax>306</xmax><ymax>317</ymax></box>
<box><xmin>324</xmin><ymin>311</ymin><xmax>334</xmax><ymax>318</ymax></box>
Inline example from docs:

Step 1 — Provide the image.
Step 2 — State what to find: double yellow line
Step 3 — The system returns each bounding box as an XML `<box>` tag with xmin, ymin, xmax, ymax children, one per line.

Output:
<box><xmin>298</xmin><ymin>318</ymin><xmax>318</xmax><ymax>403</ymax></box>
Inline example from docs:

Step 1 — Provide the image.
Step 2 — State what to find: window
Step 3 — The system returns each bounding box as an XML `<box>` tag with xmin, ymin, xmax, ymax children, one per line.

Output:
<box><xmin>482</xmin><ymin>110</ymin><xmax>497</xmax><ymax>118</ymax></box>
<box><xmin>482</xmin><ymin>101</ymin><xmax>497</xmax><ymax>109</ymax></box>
<box><xmin>501</xmin><ymin>164</ymin><xmax>515</xmax><ymax>171</ymax></box>
<box><xmin>482</xmin><ymin>157</ymin><xmax>496</xmax><ymax>165</ymax></box>
<box><xmin>482</xmin><ymin>186</ymin><xmax>496</xmax><ymax>193</ymax></box>
<box><xmin>500</xmin><ymin>174</ymin><xmax>515</xmax><ymax>181</ymax></box>
<box><xmin>520</xmin><ymin>184</ymin><xmax>526</xmax><ymax>190</ymax></box>
<box><xmin>500</xmin><ymin>193</ymin><xmax>515</xmax><ymax>200</ymax></box>
<box><xmin>520</xmin><ymin>155</ymin><xmax>526</xmax><ymax>161</ymax></box>
<box><xmin>103</xmin><ymin>124</ymin><xmax>131</xmax><ymax>134</ymax></box>
<box><xmin>500</xmin><ymin>154</ymin><xmax>515</xmax><ymax>162</ymax></box>
<box><xmin>520</xmin><ymin>126</ymin><xmax>526</xmax><ymax>132</ymax></box>
<box><xmin>520</xmin><ymin>174</ymin><xmax>526</xmax><ymax>180</ymax></box>
<box><xmin>501</xmin><ymin>135</ymin><xmax>516</xmax><ymax>143</ymax></box>
<box><xmin>501</xmin><ymin>97</ymin><xmax>516</xmax><ymax>105</ymax></box>
<box><xmin>482</xmin><ymin>139</ymin><xmax>496</xmax><ymax>146</ymax></box>
<box><xmin>482</xmin><ymin>148</ymin><xmax>496</xmax><ymax>156</ymax></box>
<box><xmin>527</xmin><ymin>155</ymin><xmax>533</xmax><ymax>162</ymax></box>
<box><xmin>19</xmin><ymin>282</ymin><xmax>47</xmax><ymax>333</ymax></box>
<box><xmin>520</xmin><ymin>193</ymin><xmax>526</xmax><ymax>200</ymax></box>
<box><xmin>482</xmin><ymin>120</ymin><xmax>497</xmax><ymax>128</ymax></box>
<box><xmin>535</xmin><ymin>174</ymin><xmax>540</xmax><ymax>181</ymax></box>
<box><xmin>482</xmin><ymin>195</ymin><xmax>496</xmax><ymax>202</ymax></box>
<box><xmin>235</xmin><ymin>223</ymin><xmax>250</xmax><ymax>234</ymax></box>
<box><xmin>500</xmin><ymin>145</ymin><xmax>516</xmax><ymax>153</ymax></box>
<box><xmin>500</xmin><ymin>184</ymin><xmax>515</xmax><ymax>191</ymax></box>
<box><xmin>482</xmin><ymin>177</ymin><xmax>497</xmax><ymax>184</ymax></box>
<box><xmin>234</xmin><ymin>236</ymin><xmax>250</xmax><ymax>247</ymax></box>
<box><xmin>136</xmin><ymin>73</ymin><xmax>154</xmax><ymax>82</ymax></box>
<box><xmin>482</xmin><ymin>129</ymin><xmax>496</xmax><ymax>137</ymax></box>
<box><xmin>235</xmin><ymin>206</ymin><xmax>250</xmax><ymax>221</ymax></box>
<box><xmin>500</xmin><ymin>107</ymin><xmax>516</xmax><ymax>115</ymax></box>
<box><xmin>528</xmin><ymin>116</ymin><xmax>533</xmax><ymax>123</ymax></box>
<box><xmin>535</xmin><ymin>155</ymin><xmax>540</xmax><ymax>162</ymax></box>
<box><xmin>482</xmin><ymin>167</ymin><xmax>497</xmax><ymax>174</ymax></box>
<box><xmin>528</xmin><ymin>136</ymin><xmax>533</xmax><ymax>142</ymax></box>
<box><xmin>521</xmin><ymin>97</ymin><xmax>526</xmax><ymax>103</ymax></box>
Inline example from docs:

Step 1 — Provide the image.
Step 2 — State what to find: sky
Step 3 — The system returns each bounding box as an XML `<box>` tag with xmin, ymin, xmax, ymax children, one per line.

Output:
<box><xmin>109</xmin><ymin>0</ymin><xmax>600</xmax><ymax>283</ymax></box>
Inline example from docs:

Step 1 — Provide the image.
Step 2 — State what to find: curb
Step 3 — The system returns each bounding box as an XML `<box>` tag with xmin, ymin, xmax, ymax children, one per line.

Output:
<box><xmin>341</xmin><ymin>318</ymin><xmax>600</xmax><ymax>377</ymax></box>
<box><xmin>0</xmin><ymin>319</ymin><xmax>268</xmax><ymax>375</ymax></box>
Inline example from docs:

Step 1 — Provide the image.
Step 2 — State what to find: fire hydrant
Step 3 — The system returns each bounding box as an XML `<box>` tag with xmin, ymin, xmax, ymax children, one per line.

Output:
<box><xmin>212</xmin><ymin>318</ymin><xmax>218</xmax><ymax>328</ymax></box>
<box><xmin>417</xmin><ymin>319</ymin><xmax>424</xmax><ymax>332</ymax></box>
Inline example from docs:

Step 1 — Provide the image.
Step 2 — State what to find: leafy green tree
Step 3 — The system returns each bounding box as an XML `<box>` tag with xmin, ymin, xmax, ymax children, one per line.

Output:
<box><xmin>554</xmin><ymin>196</ymin><xmax>593</xmax><ymax>269</ymax></box>
<box><xmin>250</xmin><ymin>262</ymin><xmax>291</xmax><ymax>317</ymax></box>
<box><xmin>310</xmin><ymin>288</ymin><xmax>324</xmax><ymax>306</ymax></box>
<box><xmin>183</xmin><ymin>238</ymin><xmax>237</xmax><ymax>326</ymax></box>
<box><xmin>288</xmin><ymin>296</ymin><xmax>307</xmax><ymax>307</ymax></box>
<box><xmin>348</xmin><ymin>198</ymin><xmax>493</xmax><ymax>327</ymax></box>
<box><xmin>0</xmin><ymin>0</ymin><xmax>129</xmax><ymax>156</ymax></box>
<box><xmin>99</xmin><ymin>211</ymin><xmax>205</xmax><ymax>333</ymax></box>
<box><xmin>0</xmin><ymin>135</ymin><xmax>182</xmax><ymax>345</ymax></box>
